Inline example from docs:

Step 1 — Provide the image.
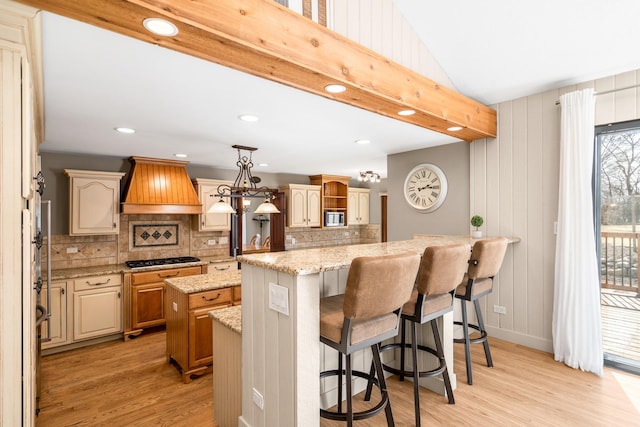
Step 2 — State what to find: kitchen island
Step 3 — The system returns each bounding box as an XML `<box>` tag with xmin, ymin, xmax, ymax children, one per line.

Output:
<box><xmin>236</xmin><ymin>235</ymin><xmax>518</xmax><ymax>427</ymax></box>
<box><xmin>164</xmin><ymin>269</ymin><xmax>241</xmax><ymax>383</ymax></box>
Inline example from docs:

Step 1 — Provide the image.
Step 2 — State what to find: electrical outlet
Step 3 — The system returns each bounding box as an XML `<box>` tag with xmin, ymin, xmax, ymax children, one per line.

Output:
<box><xmin>207</xmin><ymin>239</ymin><xmax>216</xmax><ymax>245</ymax></box>
<box><xmin>252</xmin><ymin>388</ymin><xmax>264</xmax><ymax>410</ymax></box>
<box><xmin>291</xmin><ymin>238</ymin><xmax>296</xmax><ymax>245</ymax></box>
<box><xmin>66</xmin><ymin>247</ymin><xmax>78</xmax><ymax>254</ymax></box>
<box><xmin>493</xmin><ymin>305</ymin><xmax>507</xmax><ymax>315</ymax></box>
<box><xmin>218</xmin><ymin>236</ymin><xmax>228</xmax><ymax>244</ymax></box>
<box><xmin>172</xmin><ymin>302</ymin><xmax>178</xmax><ymax>312</ymax></box>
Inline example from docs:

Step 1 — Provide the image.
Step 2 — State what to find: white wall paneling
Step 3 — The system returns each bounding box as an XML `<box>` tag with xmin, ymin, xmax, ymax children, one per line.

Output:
<box><xmin>470</xmin><ymin>68</ymin><xmax>640</xmax><ymax>352</ymax></box>
<box><xmin>329</xmin><ymin>0</ymin><xmax>455</xmax><ymax>89</ymax></box>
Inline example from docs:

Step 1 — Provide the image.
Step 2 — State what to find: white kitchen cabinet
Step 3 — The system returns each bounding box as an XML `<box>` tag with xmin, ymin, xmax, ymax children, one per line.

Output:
<box><xmin>72</xmin><ymin>274</ymin><xmax>123</xmax><ymax>341</ymax></box>
<box><xmin>348</xmin><ymin>188</ymin><xmax>370</xmax><ymax>225</ymax></box>
<box><xmin>41</xmin><ymin>281</ymin><xmax>68</xmax><ymax>350</ymax></box>
<box><xmin>280</xmin><ymin>184</ymin><xmax>321</xmax><ymax>227</ymax></box>
<box><xmin>64</xmin><ymin>169</ymin><xmax>125</xmax><ymax>236</ymax></box>
<box><xmin>192</xmin><ymin>178</ymin><xmax>234</xmax><ymax>231</ymax></box>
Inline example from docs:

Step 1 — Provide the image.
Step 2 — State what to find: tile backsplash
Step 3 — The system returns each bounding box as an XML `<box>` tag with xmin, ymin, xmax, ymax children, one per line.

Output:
<box><xmin>45</xmin><ymin>214</ymin><xmax>230</xmax><ymax>271</ymax></box>
<box><xmin>44</xmin><ymin>216</ymin><xmax>380</xmax><ymax>271</ymax></box>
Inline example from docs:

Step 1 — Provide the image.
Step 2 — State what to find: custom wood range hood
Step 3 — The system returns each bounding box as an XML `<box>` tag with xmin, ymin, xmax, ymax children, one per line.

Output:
<box><xmin>19</xmin><ymin>0</ymin><xmax>497</xmax><ymax>142</ymax></box>
<box><xmin>121</xmin><ymin>156</ymin><xmax>202</xmax><ymax>214</ymax></box>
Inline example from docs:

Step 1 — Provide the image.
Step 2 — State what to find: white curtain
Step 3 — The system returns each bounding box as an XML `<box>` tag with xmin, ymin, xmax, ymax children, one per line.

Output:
<box><xmin>553</xmin><ymin>88</ymin><xmax>603</xmax><ymax>377</ymax></box>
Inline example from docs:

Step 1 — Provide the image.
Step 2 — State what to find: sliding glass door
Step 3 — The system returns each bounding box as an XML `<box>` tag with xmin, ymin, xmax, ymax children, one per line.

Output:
<box><xmin>595</xmin><ymin>119</ymin><xmax>640</xmax><ymax>373</ymax></box>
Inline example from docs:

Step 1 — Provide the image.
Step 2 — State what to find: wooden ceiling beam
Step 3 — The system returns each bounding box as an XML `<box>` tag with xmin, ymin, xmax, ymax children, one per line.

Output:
<box><xmin>19</xmin><ymin>0</ymin><xmax>496</xmax><ymax>141</ymax></box>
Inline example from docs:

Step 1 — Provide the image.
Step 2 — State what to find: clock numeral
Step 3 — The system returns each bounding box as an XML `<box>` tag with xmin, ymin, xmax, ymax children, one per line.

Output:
<box><xmin>431</xmin><ymin>177</ymin><xmax>438</xmax><ymax>183</ymax></box>
<box><xmin>432</xmin><ymin>185</ymin><xmax>440</xmax><ymax>190</ymax></box>
<box><xmin>421</xmin><ymin>198</ymin><xmax>427</xmax><ymax>207</ymax></box>
<box><xmin>421</xmin><ymin>170</ymin><xmax>426</xmax><ymax>178</ymax></box>
<box><xmin>431</xmin><ymin>191</ymin><xmax>438</xmax><ymax>198</ymax></box>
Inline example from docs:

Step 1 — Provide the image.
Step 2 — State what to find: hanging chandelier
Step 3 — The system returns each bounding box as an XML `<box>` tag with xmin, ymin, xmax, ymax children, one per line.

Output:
<box><xmin>207</xmin><ymin>145</ymin><xmax>280</xmax><ymax>214</ymax></box>
<box><xmin>358</xmin><ymin>170</ymin><xmax>381</xmax><ymax>183</ymax></box>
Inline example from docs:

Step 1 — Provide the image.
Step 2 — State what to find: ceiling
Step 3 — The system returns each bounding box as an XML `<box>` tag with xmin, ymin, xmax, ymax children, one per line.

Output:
<box><xmin>39</xmin><ymin>1</ymin><xmax>640</xmax><ymax>179</ymax></box>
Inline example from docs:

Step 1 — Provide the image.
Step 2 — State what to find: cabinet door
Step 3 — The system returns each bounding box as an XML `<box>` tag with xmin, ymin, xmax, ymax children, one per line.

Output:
<box><xmin>73</xmin><ymin>286</ymin><xmax>122</xmax><ymax>340</ymax></box>
<box><xmin>131</xmin><ymin>283</ymin><xmax>165</xmax><ymax>329</ymax></box>
<box><xmin>69</xmin><ymin>177</ymin><xmax>120</xmax><ymax>235</ymax></box>
<box><xmin>188</xmin><ymin>307</ymin><xmax>217</xmax><ymax>368</ymax></box>
<box><xmin>289</xmin><ymin>188</ymin><xmax>308</xmax><ymax>227</ymax></box>
<box><xmin>357</xmin><ymin>191</ymin><xmax>370</xmax><ymax>224</ymax></box>
<box><xmin>306</xmin><ymin>188</ymin><xmax>321</xmax><ymax>227</ymax></box>
<box><xmin>347</xmin><ymin>190</ymin><xmax>359</xmax><ymax>224</ymax></box>
<box><xmin>200</xmin><ymin>183</ymin><xmax>231</xmax><ymax>231</ymax></box>
<box><xmin>41</xmin><ymin>282</ymin><xmax>68</xmax><ymax>349</ymax></box>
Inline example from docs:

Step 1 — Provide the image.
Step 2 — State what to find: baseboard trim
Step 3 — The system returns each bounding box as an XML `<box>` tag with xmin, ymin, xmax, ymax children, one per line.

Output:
<box><xmin>485</xmin><ymin>326</ymin><xmax>553</xmax><ymax>353</ymax></box>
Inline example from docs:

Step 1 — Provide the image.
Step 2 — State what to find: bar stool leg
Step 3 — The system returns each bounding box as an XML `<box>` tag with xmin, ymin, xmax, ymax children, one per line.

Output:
<box><xmin>431</xmin><ymin>319</ymin><xmax>454</xmax><ymax>404</ymax></box>
<box><xmin>399</xmin><ymin>318</ymin><xmax>407</xmax><ymax>382</ymax></box>
<box><xmin>338</xmin><ymin>354</ymin><xmax>344</xmax><ymax>414</ymax></box>
<box><xmin>460</xmin><ymin>299</ymin><xmax>473</xmax><ymax>385</ymax></box>
<box><xmin>474</xmin><ymin>299</ymin><xmax>493</xmax><ymax>367</ymax></box>
<box><xmin>346</xmin><ymin>353</ymin><xmax>353</xmax><ymax>426</ymax></box>
<box><xmin>371</xmin><ymin>343</ymin><xmax>395</xmax><ymax>427</ymax></box>
<box><xmin>410</xmin><ymin>322</ymin><xmax>421</xmax><ymax>427</ymax></box>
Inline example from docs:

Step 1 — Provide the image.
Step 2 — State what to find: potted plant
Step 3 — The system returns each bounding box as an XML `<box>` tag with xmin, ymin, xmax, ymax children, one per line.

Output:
<box><xmin>470</xmin><ymin>215</ymin><xmax>484</xmax><ymax>238</ymax></box>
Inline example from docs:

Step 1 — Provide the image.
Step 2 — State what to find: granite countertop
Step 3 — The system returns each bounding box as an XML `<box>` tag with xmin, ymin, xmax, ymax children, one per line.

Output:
<box><xmin>47</xmin><ymin>256</ymin><xmax>235</xmax><ymax>281</ymax></box>
<box><xmin>209</xmin><ymin>305</ymin><xmax>241</xmax><ymax>334</ymax></box>
<box><xmin>237</xmin><ymin>235</ymin><xmax>520</xmax><ymax>276</ymax></box>
<box><xmin>164</xmin><ymin>269</ymin><xmax>241</xmax><ymax>294</ymax></box>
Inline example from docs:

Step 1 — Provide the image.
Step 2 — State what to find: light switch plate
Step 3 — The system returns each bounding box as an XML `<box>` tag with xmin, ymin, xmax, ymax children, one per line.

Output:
<box><xmin>218</xmin><ymin>236</ymin><xmax>229</xmax><ymax>244</ymax></box>
<box><xmin>66</xmin><ymin>247</ymin><xmax>78</xmax><ymax>254</ymax></box>
<box><xmin>268</xmin><ymin>282</ymin><xmax>289</xmax><ymax>316</ymax></box>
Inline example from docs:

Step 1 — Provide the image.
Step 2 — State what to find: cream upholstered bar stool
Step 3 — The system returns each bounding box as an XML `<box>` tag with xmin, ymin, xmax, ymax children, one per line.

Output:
<box><xmin>320</xmin><ymin>251</ymin><xmax>421</xmax><ymax>427</ymax></box>
<box><xmin>454</xmin><ymin>237</ymin><xmax>509</xmax><ymax>385</ymax></box>
<box><xmin>367</xmin><ymin>243</ymin><xmax>471</xmax><ymax>427</ymax></box>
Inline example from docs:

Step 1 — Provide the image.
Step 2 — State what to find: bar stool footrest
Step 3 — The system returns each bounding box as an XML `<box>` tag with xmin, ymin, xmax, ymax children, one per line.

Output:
<box><xmin>379</xmin><ymin>342</ymin><xmax>447</xmax><ymax>378</ymax></box>
<box><xmin>453</xmin><ymin>321</ymin><xmax>488</xmax><ymax>344</ymax></box>
<box><xmin>320</xmin><ymin>369</ymin><xmax>389</xmax><ymax>422</ymax></box>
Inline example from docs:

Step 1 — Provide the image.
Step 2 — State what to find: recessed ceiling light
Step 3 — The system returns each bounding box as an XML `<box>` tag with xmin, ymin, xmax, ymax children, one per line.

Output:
<box><xmin>447</xmin><ymin>126</ymin><xmax>463</xmax><ymax>132</ymax></box>
<box><xmin>398</xmin><ymin>109</ymin><xmax>416</xmax><ymax>116</ymax></box>
<box><xmin>324</xmin><ymin>84</ymin><xmax>346</xmax><ymax>94</ymax></box>
<box><xmin>174</xmin><ymin>153</ymin><xmax>188</xmax><ymax>158</ymax></box>
<box><xmin>143</xmin><ymin>18</ymin><xmax>179</xmax><ymax>36</ymax></box>
<box><xmin>238</xmin><ymin>114</ymin><xmax>259</xmax><ymax>122</ymax></box>
<box><xmin>258</xmin><ymin>163</ymin><xmax>269</xmax><ymax>167</ymax></box>
<box><xmin>114</xmin><ymin>127</ymin><xmax>135</xmax><ymax>134</ymax></box>
<box><xmin>354</xmin><ymin>139</ymin><xmax>371</xmax><ymax>145</ymax></box>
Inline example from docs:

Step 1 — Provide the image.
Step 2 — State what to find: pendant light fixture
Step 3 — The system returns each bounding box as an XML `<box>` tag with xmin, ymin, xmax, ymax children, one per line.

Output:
<box><xmin>207</xmin><ymin>145</ymin><xmax>280</xmax><ymax>214</ymax></box>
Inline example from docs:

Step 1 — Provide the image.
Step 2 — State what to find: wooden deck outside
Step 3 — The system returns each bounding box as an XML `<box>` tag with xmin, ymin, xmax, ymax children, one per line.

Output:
<box><xmin>601</xmin><ymin>289</ymin><xmax>640</xmax><ymax>363</ymax></box>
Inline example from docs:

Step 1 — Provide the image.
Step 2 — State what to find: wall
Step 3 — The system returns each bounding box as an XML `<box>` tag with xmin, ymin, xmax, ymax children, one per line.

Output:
<box><xmin>470</xmin><ymin>69</ymin><xmax>640</xmax><ymax>352</ymax></box>
<box><xmin>387</xmin><ymin>141</ymin><xmax>470</xmax><ymax>241</ymax></box>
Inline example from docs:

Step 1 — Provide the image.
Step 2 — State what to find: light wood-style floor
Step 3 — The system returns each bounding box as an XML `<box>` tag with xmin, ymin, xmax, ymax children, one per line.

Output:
<box><xmin>37</xmin><ymin>330</ymin><xmax>640</xmax><ymax>427</ymax></box>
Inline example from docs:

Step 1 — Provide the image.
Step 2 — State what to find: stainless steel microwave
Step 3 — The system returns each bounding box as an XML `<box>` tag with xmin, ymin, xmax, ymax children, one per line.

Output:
<box><xmin>325</xmin><ymin>211</ymin><xmax>344</xmax><ymax>227</ymax></box>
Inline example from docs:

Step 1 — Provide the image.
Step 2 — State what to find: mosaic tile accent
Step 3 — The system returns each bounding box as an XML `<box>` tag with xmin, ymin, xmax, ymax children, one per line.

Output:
<box><xmin>133</xmin><ymin>224</ymin><xmax>179</xmax><ymax>247</ymax></box>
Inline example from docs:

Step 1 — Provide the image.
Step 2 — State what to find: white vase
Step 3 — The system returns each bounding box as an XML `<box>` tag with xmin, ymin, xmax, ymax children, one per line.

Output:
<box><xmin>471</xmin><ymin>230</ymin><xmax>483</xmax><ymax>238</ymax></box>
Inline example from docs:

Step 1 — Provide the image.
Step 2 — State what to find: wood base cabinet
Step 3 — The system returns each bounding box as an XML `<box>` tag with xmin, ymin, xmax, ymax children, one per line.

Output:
<box><xmin>127</xmin><ymin>266</ymin><xmax>203</xmax><ymax>339</ymax></box>
<box><xmin>166</xmin><ymin>286</ymin><xmax>232</xmax><ymax>383</ymax></box>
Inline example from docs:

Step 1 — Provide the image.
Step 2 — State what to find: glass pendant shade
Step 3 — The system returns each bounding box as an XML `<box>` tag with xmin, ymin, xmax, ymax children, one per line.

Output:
<box><xmin>208</xmin><ymin>197</ymin><xmax>236</xmax><ymax>214</ymax></box>
<box><xmin>254</xmin><ymin>199</ymin><xmax>280</xmax><ymax>214</ymax></box>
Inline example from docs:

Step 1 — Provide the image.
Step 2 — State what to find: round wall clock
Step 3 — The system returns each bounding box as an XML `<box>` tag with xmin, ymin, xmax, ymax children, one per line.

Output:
<box><xmin>403</xmin><ymin>163</ymin><xmax>448</xmax><ymax>212</ymax></box>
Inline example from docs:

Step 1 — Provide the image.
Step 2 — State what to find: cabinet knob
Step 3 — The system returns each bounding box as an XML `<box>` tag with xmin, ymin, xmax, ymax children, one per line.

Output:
<box><xmin>61</xmin><ymin>288</ymin><xmax>65</xmax><ymax>295</ymax></box>
<box><xmin>113</xmin><ymin>222</ymin><xmax>116</xmax><ymax>228</ymax></box>
<box><xmin>118</xmin><ymin>291</ymin><xmax>121</xmax><ymax>298</ymax></box>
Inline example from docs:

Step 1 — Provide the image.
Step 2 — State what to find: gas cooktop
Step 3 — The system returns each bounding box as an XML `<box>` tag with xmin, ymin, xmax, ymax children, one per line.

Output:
<box><xmin>125</xmin><ymin>256</ymin><xmax>201</xmax><ymax>269</ymax></box>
